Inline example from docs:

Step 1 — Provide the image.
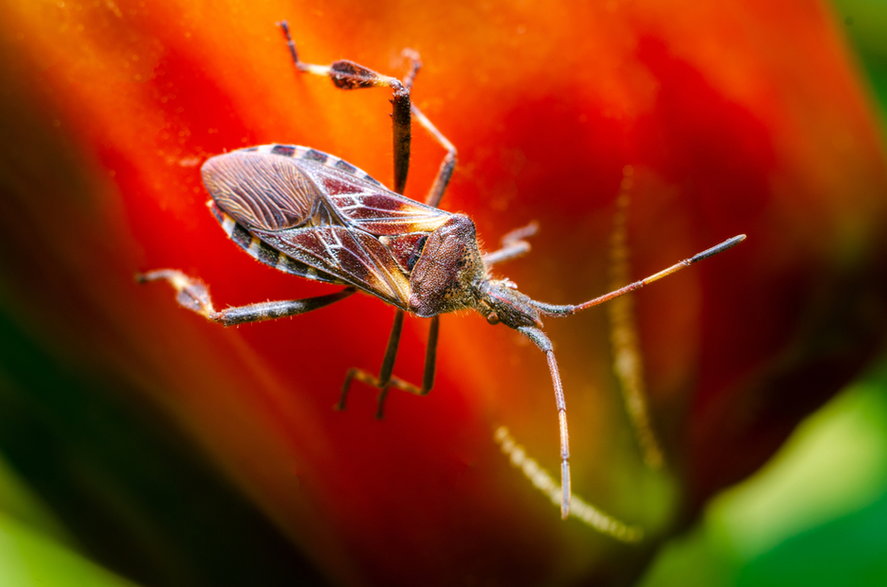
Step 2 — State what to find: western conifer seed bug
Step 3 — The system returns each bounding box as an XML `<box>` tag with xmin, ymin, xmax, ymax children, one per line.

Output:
<box><xmin>139</xmin><ymin>22</ymin><xmax>745</xmax><ymax>519</ymax></box>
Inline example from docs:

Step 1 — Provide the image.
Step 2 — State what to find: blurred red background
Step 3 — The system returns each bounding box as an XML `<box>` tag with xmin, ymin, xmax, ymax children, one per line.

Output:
<box><xmin>0</xmin><ymin>0</ymin><xmax>885</xmax><ymax>585</ymax></box>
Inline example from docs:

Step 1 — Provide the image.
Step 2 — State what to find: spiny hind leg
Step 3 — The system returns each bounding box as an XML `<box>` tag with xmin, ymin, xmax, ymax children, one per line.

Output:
<box><xmin>138</xmin><ymin>269</ymin><xmax>356</xmax><ymax>326</ymax></box>
<box><xmin>279</xmin><ymin>21</ymin><xmax>412</xmax><ymax>193</ymax></box>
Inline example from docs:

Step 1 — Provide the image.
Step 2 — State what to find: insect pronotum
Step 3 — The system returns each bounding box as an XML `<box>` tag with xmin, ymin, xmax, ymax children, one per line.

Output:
<box><xmin>139</xmin><ymin>22</ymin><xmax>745</xmax><ymax>519</ymax></box>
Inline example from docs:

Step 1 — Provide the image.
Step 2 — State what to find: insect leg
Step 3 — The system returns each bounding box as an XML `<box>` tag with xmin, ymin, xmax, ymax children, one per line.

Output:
<box><xmin>392</xmin><ymin>44</ymin><xmax>458</xmax><ymax>207</ymax></box>
<box><xmin>482</xmin><ymin>222</ymin><xmax>539</xmax><ymax>267</ymax></box>
<box><xmin>385</xmin><ymin>47</ymin><xmax>457</xmax><ymax>207</ymax></box>
<box><xmin>411</xmin><ymin>105</ymin><xmax>458</xmax><ymax>208</ymax></box>
<box><xmin>377</xmin><ymin>315</ymin><xmax>440</xmax><ymax>412</ymax></box>
<box><xmin>278</xmin><ymin>21</ymin><xmax>412</xmax><ymax>193</ymax></box>
<box><xmin>339</xmin><ymin>314</ymin><xmax>440</xmax><ymax>418</ymax></box>
<box><xmin>339</xmin><ymin>309</ymin><xmax>405</xmax><ymax>415</ymax></box>
<box><xmin>137</xmin><ymin>269</ymin><xmax>356</xmax><ymax>325</ymax></box>
<box><xmin>419</xmin><ymin>315</ymin><xmax>439</xmax><ymax>393</ymax></box>
<box><xmin>400</xmin><ymin>48</ymin><xmax>421</xmax><ymax>92</ymax></box>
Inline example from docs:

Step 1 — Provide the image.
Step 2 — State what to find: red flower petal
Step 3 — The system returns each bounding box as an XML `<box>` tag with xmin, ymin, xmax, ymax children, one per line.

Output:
<box><xmin>1</xmin><ymin>0</ymin><xmax>884</xmax><ymax>584</ymax></box>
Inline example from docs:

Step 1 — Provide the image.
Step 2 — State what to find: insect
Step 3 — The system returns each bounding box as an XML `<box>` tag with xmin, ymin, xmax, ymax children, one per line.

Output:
<box><xmin>139</xmin><ymin>22</ymin><xmax>745</xmax><ymax>519</ymax></box>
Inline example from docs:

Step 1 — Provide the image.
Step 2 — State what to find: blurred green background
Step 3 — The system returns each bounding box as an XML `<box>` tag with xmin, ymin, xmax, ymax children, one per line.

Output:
<box><xmin>642</xmin><ymin>3</ymin><xmax>887</xmax><ymax>584</ymax></box>
<box><xmin>641</xmin><ymin>363</ymin><xmax>887</xmax><ymax>586</ymax></box>
<box><xmin>1</xmin><ymin>1</ymin><xmax>885</xmax><ymax>585</ymax></box>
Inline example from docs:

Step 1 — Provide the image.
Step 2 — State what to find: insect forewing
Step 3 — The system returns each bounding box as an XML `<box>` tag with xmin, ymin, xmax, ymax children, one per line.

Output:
<box><xmin>203</xmin><ymin>150</ymin><xmax>330</xmax><ymax>231</ymax></box>
<box><xmin>253</xmin><ymin>225</ymin><xmax>413</xmax><ymax>308</ymax></box>
<box><xmin>202</xmin><ymin>145</ymin><xmax>455</xmax><ymax>309</ymax></box>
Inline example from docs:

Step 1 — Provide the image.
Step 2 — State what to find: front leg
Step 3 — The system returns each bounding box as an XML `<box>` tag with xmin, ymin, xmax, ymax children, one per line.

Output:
<box><xmin>137</xmin><ymin>269</ymin><xmax>356</xmax><ymax>325</ymax></box>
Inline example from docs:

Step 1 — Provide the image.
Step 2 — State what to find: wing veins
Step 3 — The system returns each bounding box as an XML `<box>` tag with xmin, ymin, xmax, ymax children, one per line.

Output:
<box><xmin>255</xmin><ymin>225</ymin><xmax>411</xmax><ymax>307</ymax></box>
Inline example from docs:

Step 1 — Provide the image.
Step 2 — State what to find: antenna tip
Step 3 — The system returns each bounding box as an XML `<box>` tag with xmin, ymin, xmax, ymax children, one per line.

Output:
<box><xmin>721</xmin><ymin>234</ymin><xmax>747</xmax><ymax>248</ymax></box>
<box><xmin>723</xmin><ymin>234</ymin><xmax>747</xmax><ymax>250</ymax></box>
<box><xmin>689</xmin><ymin>233</ymin><xmax>747</xmax><ymax>263</ymax></box>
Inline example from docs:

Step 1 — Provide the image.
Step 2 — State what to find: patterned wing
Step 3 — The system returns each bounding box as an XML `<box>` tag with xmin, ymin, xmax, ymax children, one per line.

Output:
<box><xmin>204</xmin><ymin>145</ymin><xmax>451</xmax><ymax>236</ymax></box>
<box><xmin>316</xmin><ymin>171</ymin><xmax>451</xmax><ymax>235</ymax></box>
<box><xmin>276</xmin><ymin>146</ymin><xmax>453</xmax><ymax>236</ymax></box>
<box><xmin>202</xmin><ymin>149</ymin><xmax>335</xmax><ymax>231</ymax></box>
<box><xmin>203</xmin><ymin>144</ymin><xmax>448</xmax><ymax>305</ymax></box>
<box><xmin>253</xmin><ymin>225</ymin><xmax>412</xmax><ymax>308</ymax></box>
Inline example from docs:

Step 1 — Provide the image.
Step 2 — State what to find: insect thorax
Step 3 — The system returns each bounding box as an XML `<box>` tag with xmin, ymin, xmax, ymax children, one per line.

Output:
<box><xmin>408</xmin><ymin>214</ymin><xmax>486</xmax><ymax>317</ymax></box>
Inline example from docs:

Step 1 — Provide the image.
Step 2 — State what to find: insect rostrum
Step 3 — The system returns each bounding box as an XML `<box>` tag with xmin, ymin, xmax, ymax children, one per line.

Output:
<box><xmin>139</xmin><ymin>22</ymin><xmax>744</xmax><ymax>520</ymax></box>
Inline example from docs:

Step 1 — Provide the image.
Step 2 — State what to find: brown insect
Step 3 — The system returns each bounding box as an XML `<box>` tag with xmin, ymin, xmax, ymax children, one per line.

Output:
<box><xmin>139</xmin><ymin>22</ymin><xmax>745</xmax><ymax>519</ymax></box>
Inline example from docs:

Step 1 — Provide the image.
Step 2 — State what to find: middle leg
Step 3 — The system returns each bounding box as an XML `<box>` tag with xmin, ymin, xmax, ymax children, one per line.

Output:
<box><xmin>339</xmin><ymin>314</ymin><xmax>440</xmax><ymax>418</ymax></box>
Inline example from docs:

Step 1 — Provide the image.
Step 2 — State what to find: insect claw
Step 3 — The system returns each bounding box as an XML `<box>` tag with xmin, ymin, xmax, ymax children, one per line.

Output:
<box><xmin>176</xmin><ymin>283</ymin><xmax>212</xmax><ymax>314</ymax></box>
<box><xmin>138</xmin><ymin>269</ymin><xmax>218</xmax><ymax>320</ymax></box>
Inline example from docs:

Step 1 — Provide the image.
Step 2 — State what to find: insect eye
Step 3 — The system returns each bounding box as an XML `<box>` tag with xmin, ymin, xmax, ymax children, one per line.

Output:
<box><xmin>486</xmin><ymin>312</ymin><xmax>500</xmax><ymax>325</ymax></box>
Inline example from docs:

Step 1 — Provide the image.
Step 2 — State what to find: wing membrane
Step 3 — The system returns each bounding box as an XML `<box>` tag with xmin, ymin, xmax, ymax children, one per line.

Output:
<box><xmin>254</xmin><ymin>225</ymin><xmax>412</xmax><ymax>308</ymax></box>
<box><xmin>205</xmin><ymin>148</ymin><xmax>450</xmax><ymax>236</ymax></box>
<box><xmin>294</xmin><ymin>162</ymin><xmax>452</xmax><ymax>235</ymax></box>
<box><xmin>202</xmin><ymin>152</ymin><xmax>329</xmax><ymax>231</ymax></box>
<box><xmin>205</xmin><ymin>145</ymin><xmax>454</xmax><ymax>306</ymax></box>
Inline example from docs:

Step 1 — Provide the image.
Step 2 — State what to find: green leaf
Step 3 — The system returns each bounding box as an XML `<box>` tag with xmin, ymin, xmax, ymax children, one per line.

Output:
<box><xmin>0</xmin><ymin>512</ymin><xmax>133</xmax><ymax>587</ymax></box>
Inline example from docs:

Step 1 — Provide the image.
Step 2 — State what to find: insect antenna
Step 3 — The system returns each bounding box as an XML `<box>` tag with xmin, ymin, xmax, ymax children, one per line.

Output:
<box><xmin>511</xmin><ymin>234</ymin><xmax>745</xmax><ymax>519</ymax></box>
<box><xmin>531</xmin><ymin>234</ymin><xmax>746</xmax><ymax>317</ymax></box>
